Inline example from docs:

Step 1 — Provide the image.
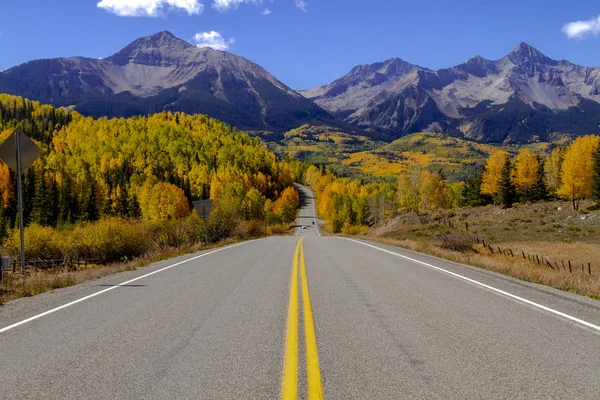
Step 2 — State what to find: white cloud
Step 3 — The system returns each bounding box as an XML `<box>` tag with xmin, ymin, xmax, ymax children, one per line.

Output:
<box><xmin>563</xmin><ymin>15</ymin><xmax>600</xmax><ymax>39</ymax></box>
<box><xmin>262</xmin><ymin>8</ymin><xmax>272</xmax><ymax>15</ymax></box>
<box><xmin>212</xmin><ymin>0</ymin><xmax>261</xmax><ymax>12</ymax></box>
<box><xmin>97</xmin><ymin>0</ymin><xmax>203</xmax><ymax>17</ymax></box>
<box><xmin>192</xmin><ymin>31</ymin><xmax>235</xmax><ymax>50</ymax></box>
<box><xmin>295</xmin><ymin>0</ymin><xmax>307</xmax><ymax>12</ymax></box>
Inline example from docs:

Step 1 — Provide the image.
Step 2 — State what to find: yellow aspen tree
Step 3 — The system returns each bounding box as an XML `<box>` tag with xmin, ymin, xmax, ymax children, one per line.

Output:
<box><xmin>546</xmin><ymin>147</ymin><xmax>563</xmax><ymax>200</ymax></box>
<box><xmin>397</xmin><ymin>171</ymin><xmax>420</xmax><ymax>213</ymax></box>
<box><xmin>558</xmin><ymin>135</ymin><xmax>600</xmax><ymax>210</ymax></box>
<box><xmin>513</xmin><ymin>149</ymin><xmax>539</xmax><ymax>196</ymax></box>
<box><xmin>0</xmin><ymin>162</ymin><xmax>13</xmax><ymax>208</ymax></box>
<box><xmin>418</xmin><ymin>170</ymin><xmax>448</xmax><ymax>213</ymax></box>
<box><xmin>481</xmin><ymin>151</ymin><xmax>508</xmax><ymax>197</ymax></box>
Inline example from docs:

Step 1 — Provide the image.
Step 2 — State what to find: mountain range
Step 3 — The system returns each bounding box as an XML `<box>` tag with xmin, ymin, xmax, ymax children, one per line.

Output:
<box><xmin>0</xmin><ymin>31</ymin><xmax>333</xmax><ymax>132</ymax></box>
<box><xmin>301</xmin><ymin>43</ymin><xmax>600</xmax><ymax>143</ymax></box>
<box><xmin>1</xmin><ymin>32</ymin><xmax>600</xmax><ymax>143</ymax></box>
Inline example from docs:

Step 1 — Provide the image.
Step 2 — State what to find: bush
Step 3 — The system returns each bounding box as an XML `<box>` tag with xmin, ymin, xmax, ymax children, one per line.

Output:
<box><xmin>346</xmin><ymin>225</ymin><xmax>369</xmax><ymax>235</ymax></box>
<box><xmin>269</xmin><ymin>224</ymin><xmax>286</xmax><ymax>235</ymax></box>
<box><xmin>439</xmin><ymin>234</ymin><xmax>477</xmax><ymax>252</ymax></box>
<box><xmin>4</xmin><ymin>224</ymin><xmax>65</xmax><ymax>260</ymax></box>
<box><xmin>71</xmin><ymin>218</ymin><xmax>152</xmax><ymax>263</ymax></box>
<box><xmin>150</xmin><ymin>219</ymin><xmax>190</xmax><ymax>250</ymax></box>
<box><xmin>236</xmin><ymin>220</ymin><xmax>265</xmax><ymax>239</ymax></box>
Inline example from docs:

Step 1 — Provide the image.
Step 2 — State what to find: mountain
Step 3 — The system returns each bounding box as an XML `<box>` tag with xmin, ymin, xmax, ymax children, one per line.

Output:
<box><xmin>301</xmin><ymin>43</ymin><xmax>600</xmax><ymax>143</ymax></box>
<box><xmin>0</xmin><ymin>31</ymin><xmax>333</xmax><ymax>132</ymax></box>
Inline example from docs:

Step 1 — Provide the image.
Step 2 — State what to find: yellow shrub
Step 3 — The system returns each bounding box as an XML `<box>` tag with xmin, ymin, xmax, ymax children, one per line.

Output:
<box><xmin>4</xmin><ymin>224</ymin><xmax>65</xmax><ymax>260</ymax></box>
<box><xmin>71</xmin><ymin>218</ymin><xmax>152</xmax><ymax>263</ymax></box>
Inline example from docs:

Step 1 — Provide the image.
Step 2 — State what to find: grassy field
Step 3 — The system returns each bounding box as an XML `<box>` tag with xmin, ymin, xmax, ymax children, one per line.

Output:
<box><xmin>365</xmin><ymin>200</ymin><xmax>600</xmax><ymax>299</ymax></box>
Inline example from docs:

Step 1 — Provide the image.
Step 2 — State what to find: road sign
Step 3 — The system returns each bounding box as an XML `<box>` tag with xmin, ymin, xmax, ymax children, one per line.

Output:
<box><xmin>193</xmin><ymin>200</ymin><xmax>213</xmax><ymax>219</ymax></box>
<box><xmin>0</xmin><ymin>129</ymin><xmax>42</xmax><ymax>173</ymax></box>
<box><xmin>192</xmin><ymin>200</ymin><xmax>213</xmax><ymax>245</ymax></box>
<box><xmin>0</xmin><ymin>129</ymin><xmax>43</xmax><ymax>277</ymax></box>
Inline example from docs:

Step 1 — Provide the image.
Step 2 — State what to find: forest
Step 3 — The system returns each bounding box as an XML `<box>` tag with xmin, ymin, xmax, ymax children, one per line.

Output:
<box><xmin>0</xmin><ymin>94</ymin><xmax>301</xmax><ymax>261</ymax></box>
<box><xmin>307</xmin><ymin>134</ymin><xmax>600</xmax><ymax>233</ymax></box>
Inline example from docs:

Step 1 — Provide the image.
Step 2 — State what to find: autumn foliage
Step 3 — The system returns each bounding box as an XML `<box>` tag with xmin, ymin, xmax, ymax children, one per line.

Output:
<box><xmin>0</xmin><ymin>95</ymin><xmax>300</xmax><ymax>256</ymax></box>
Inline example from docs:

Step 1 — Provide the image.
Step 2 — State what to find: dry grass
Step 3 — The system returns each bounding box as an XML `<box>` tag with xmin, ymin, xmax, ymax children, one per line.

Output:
<box><xmin>362</xmin><ymin>200</ymin><xmax>600</xmax><ymax>300</ymax></box>
<box><xmin>355</xmin><ymin>235</ymin><xmax>600</xmax><ymax>300</ymax></box>
<box><xmin>0</xmin><ymin>238</ymin><xmax>242</xmax><ymax>305</ymax></box>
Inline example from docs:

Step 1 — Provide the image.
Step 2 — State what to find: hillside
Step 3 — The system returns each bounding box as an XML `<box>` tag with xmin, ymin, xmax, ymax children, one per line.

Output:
<box><xmin>0</xmin><ymin>32</ymin><xmax>334</xmax><ymax>132</ymax></box>
<box><xmin>0</xmin><ymin>94</ymin><xmax>300</xmax><ymax>235</ymax></box>
<box><xmin>275</xmin><ymin>129</ymin><xmax>562</xmax><ymax>182</ymax></box>
<box><xmin>301</xmin><ymin>43</ymin><xmax>600</xmax><ymax>143</ymax></box>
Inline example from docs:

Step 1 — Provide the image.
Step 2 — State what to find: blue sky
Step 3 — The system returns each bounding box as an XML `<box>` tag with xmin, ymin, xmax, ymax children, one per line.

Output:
<box><xmin>1</xmin><ymin>0</ymin><xmax>600</xmax><ymax>89</ymax></box>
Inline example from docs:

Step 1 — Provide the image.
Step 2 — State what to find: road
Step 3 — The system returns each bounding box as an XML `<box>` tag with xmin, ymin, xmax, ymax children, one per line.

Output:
<box><xmin>1</xmin><ymin>185</ymin><xmax>599</xmax><ymax>399</ymax></box>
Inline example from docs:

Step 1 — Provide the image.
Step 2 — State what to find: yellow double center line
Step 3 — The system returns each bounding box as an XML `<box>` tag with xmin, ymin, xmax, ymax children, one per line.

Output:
<box><xmin>282</xmin><ymin>238</ymin><xmax>324</xmax><ymax>400</ymax></box>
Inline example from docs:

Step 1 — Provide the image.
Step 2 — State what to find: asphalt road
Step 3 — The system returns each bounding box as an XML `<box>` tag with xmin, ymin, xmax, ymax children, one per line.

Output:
<box><xmin>1</xmin><ymin>185</ymin><xmax>599</xmax><ymax>399</ymax></box>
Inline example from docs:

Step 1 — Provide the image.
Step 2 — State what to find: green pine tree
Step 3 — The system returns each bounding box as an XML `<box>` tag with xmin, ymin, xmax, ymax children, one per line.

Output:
<box><xmin>128</xmin><ymin>193</ymin><xmax>142</xmax><ymax>218</ymax></box>
<box><xmin>115</xmin><ymin>183</ymin><xmax>129</xmax><ymax>217</ymax></box>
<box><xmin>461</xmin><ymin>172</ymin><xmax>491</xmax><ymax>207</ymax></box>
<box><xmin>531</xmin><ymin>156</ymin><xmax>548</xmax><ymax>202</ymax></box>
<box><xmin>81</xmin><ymin>184</ymin><xmax>99</xmax><ymax>222</ymax></box>
<box><xmin>497</xmin><ymin>159</ymin><xmax>516</xmax><ymax>209</ymax></box>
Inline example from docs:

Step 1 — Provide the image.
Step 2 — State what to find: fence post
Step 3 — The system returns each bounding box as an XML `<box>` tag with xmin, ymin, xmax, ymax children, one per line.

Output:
<box><xmin>589</xmin><ymin>263</ymin><xmax>592</xmax><ymax>276</ymax></box>
<box><xmin>536</xmin><ymin>255</ymin><xmax>540</xmax><ymax>265</ymax></box>
<box><xmin>568</xmin><ymin>260</ymin><xmax>572</xmax><ymax>273</ymax></box>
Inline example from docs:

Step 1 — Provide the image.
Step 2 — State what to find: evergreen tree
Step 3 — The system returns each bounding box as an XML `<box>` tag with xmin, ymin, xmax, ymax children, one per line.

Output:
<box><xmin>58</xmin><ymin>178</ymin><xmax>74</xmax><ymax>225</ymax></box>
<box><xmin>461</xmin><ymin>172</ymin><xmax>491</xmax><ymax>207</ymax></box>
<box><xmin>81</xmin><ymin>185</ymin><xmax>99</xmax><ymax>222</ymax></box>
<box><xmin>115</xmin><ymin>183</ymin><xmax>130</xmax><ymax>217</ymax></box>
<box><xmin>128</xmin><ymin>193</ymin><xmax>142</xmax><ymax>218</ymax></box>
<box><xmin>48</xmin><ymin>178</ymin><xmax>59</xmax><ymax>226</ymax></box>
<box><xmin>22</xmin><ymin>166</ymin><xmax>36</xmax><ymax>225</ymax></box>
<box><xmin>592</xmin><ymin>148</ymin><xmax>600</xmax><ymax>207</ymax></box>
<box><xmin>497</xmin><ymin>159</ymin><xmax>516</xmax><ymax>209</ymax></box>
<box><xmin>31</xmin><ymin>173</ymin><xmax>52</xmax><ymax>225</ymax></box>
<box><xmin>531</xmin><ymin>155</ymin><xmax>548</xmax><ymax>202</ymax></box>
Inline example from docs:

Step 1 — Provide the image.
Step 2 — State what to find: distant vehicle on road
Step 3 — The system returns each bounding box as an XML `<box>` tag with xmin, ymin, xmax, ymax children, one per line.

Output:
<box><xmin>302</xmin><ymin>226</ymin><xmax>308</xmax><ymax>229</ymax></box>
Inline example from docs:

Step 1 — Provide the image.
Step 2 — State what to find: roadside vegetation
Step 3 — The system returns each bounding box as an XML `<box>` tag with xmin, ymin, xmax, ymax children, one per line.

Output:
<box><xmin>307</xmin><ymin>133</ymin><xmax>600</xmax><ymax>299</ymax></box>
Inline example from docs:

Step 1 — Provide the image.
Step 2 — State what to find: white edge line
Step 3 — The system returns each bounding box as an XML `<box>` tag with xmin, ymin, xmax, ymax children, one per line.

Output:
<box><xmin>342</xmin><ymin>238</ymin><xmax>600</xmax><ymax>333</ymax></box>
<box><xmin>0</xmin><ymin>240</ymin><xmax>256</xmax><ymax>334</ymax></box>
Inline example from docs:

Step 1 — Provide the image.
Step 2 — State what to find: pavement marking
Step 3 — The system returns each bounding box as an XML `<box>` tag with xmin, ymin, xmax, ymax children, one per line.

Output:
<box><xmin>0</xmin><ymin>240</ymin><xmax>256</xmax><ymax>335</ymax></box>
<box><xmin>343</xmin><ymin>238</ymin><xmax>600</xmax><ymax>334</ymax></box>
<box><xmin>300</xmin><ymin>239</ymin><xmax>324</xmax><ymax>399</ymax></box>
<box><xmin>282</xmin><ymin>238</ymin><xmax>301</xmax><ymax>399</ymax></box>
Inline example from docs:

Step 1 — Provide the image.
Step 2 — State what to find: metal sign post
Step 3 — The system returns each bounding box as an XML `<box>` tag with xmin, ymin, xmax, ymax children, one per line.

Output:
<box><xmin>0</xmin><ymin>129</ymin><xmax>42</xmax><ymax>277</ymax></box>
<box><xmin>192</xmin><ymin>200</ymin><xmax>213</xmax><ymax>245</ymax></box>
<box><xmin>15</xmin><ymin>130</ymin><xmax>25</xmax><ymax>275</ymax></box>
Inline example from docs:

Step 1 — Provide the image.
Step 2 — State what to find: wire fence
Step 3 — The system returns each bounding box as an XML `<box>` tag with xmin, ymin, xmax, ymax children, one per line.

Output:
<box><xmin>476</xmin><ymin>238</ymin><xmax>593</xmax><ymax>276</ymax></box>
<box><xmin>0</xmin><ymin>257</ymin><xmax>102</xmax><ymax>280</ymax></box>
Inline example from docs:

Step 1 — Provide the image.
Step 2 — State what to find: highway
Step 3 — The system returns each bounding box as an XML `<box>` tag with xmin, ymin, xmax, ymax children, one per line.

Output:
<box><xmin>1</xmin><ymin>185</ymin><xmax>599</xmax><ymax>399</ymax></box>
